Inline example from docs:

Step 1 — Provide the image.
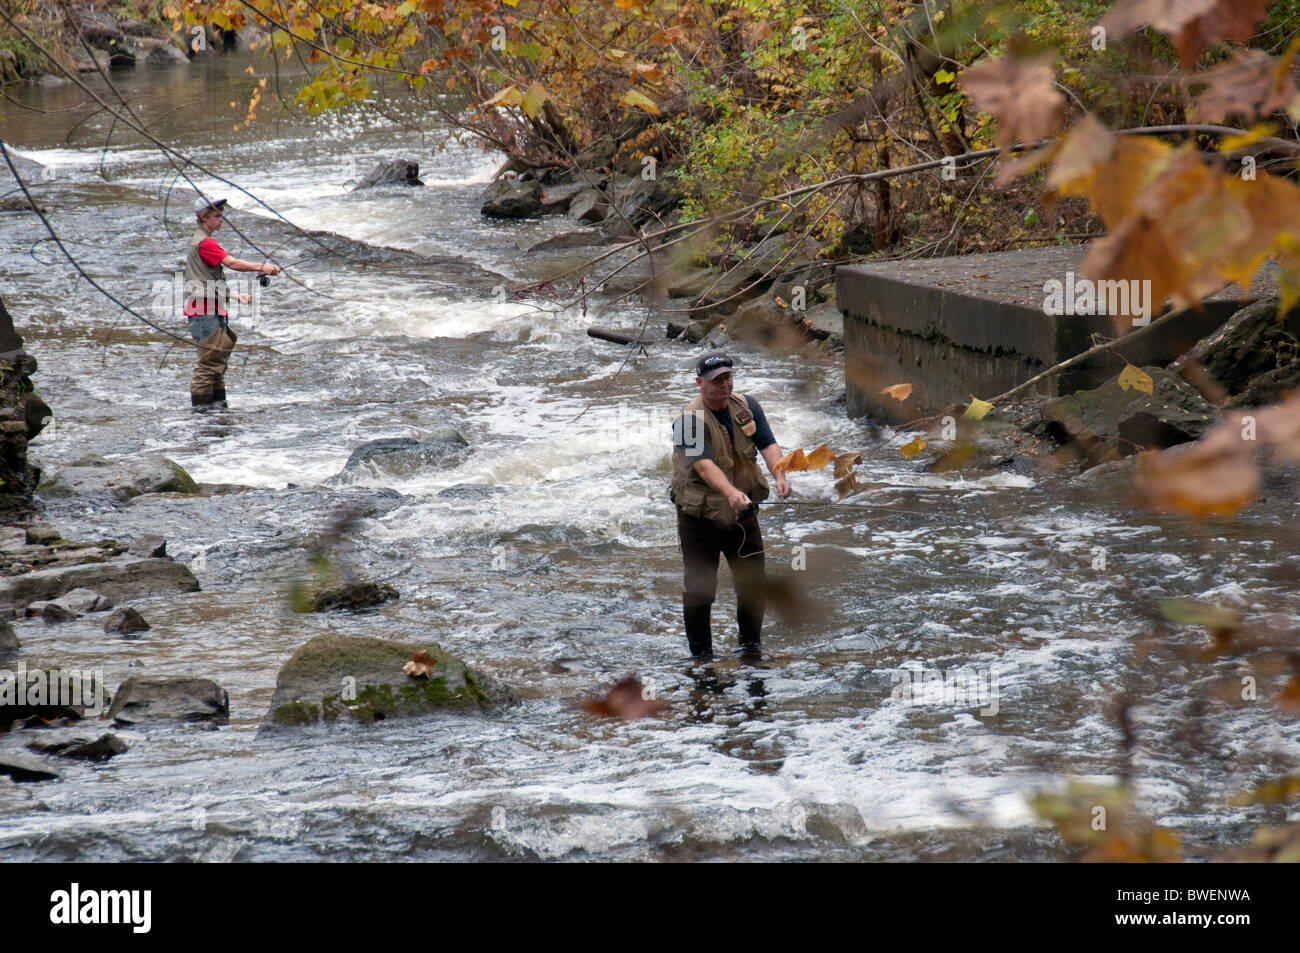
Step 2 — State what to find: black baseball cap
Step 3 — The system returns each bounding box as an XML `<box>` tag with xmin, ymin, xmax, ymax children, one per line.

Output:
<box><xmin>696</xmin><ymin>351</ymin><xmax>733</xmax><ymax>381</ymax></box>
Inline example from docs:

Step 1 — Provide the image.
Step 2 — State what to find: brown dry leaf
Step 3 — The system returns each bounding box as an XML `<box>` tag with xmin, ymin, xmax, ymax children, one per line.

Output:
<box><xmin>1193</xmin><ymin>48</ymin><xmax>1300</xmax><ymax>122</ymax></box>
<box><xmin>1133</xmin><ymin>425</ymin><xmax>1259</xmax><ymax>517</ymax></box>
<box><xmin>833</xmin><ymin>450</ymin><xmax>862</xmax><ymax>479</ymax></box>
<box><xmin>804</xmin><ymin>444</ymin><xmax>835</xmax><ymax>470</ymax></box>
<box><xmin>834</xmin><ymin>472</ymin><xmax>860</xmax><ymax>500</ymax></box>
<box><xmin>961</xmin><ymin>53</ymin><xmax>1065</xmax><ymax>150</ymax></box>
<box><xmin>403</xmin><ymin>650</ymin><xmax>438</xmax><ymax>678</ymax></box>
<box><xmin>578</xmin><ymin>675</ymin><xmax>667</xmax><ymax>721</ymax></box>
<box><xmin>881</xmin><ymin>383</ymin><xmax>913</xmax><ymax>402</ymax></box>
<box><xmin>1047</xmin><ymin>121</ymin><xmax>1175</xmax><ymax>228</ymax></box>
<box><xmin>899</xmin><ymin>437</ymin><xmax>926</xmax><ymax>460</ymax></box>
<box><xmin>1103</xmin><ymin>0</ymin><xmax>1274</xmax><ymax>67</ymax></box>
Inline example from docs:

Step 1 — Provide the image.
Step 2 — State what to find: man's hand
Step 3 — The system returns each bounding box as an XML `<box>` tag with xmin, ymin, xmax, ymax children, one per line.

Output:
<box><xmin>726</xmin><ymin>487</ymin><xmax>752</xmax><ymax>511</ymax></box>
<box><xmin>775</xmin><ymin>475</ymin><xmax>791</xmax><ymax>498</ymax></box>
<box><xmin>261</xmin><ymin>263</ymin><xmax>281</xmax><ymax>276</ymax></box>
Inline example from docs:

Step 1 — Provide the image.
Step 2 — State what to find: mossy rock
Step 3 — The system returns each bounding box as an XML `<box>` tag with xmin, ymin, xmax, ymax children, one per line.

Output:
<box><xmin>265</xmin><ymin>634</ymin><xmax>519</xmax><ymax>728</ymax></box>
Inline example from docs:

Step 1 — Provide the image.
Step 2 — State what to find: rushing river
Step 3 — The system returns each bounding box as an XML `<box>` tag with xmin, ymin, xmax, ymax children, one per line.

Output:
<box><xmin>1</xmin><ymin>51</ymin><xmax>1297</xmax><ymax>862</ymax></box>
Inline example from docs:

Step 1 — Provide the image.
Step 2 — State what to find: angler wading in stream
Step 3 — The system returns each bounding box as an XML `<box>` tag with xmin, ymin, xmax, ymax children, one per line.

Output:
<box><xmin>183</xmin><ymin>197</ymin><xmax>280</xmax><ymax>409</ymax></box>
<box><xmin>671</xmin><ymin>351</ymin><xmax>791</xmax><ymax>661</ymax></box>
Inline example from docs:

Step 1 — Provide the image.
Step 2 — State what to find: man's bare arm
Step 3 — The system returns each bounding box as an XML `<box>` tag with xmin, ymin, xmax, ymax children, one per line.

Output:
<box><xmin>692</xmin><ymin>458</ymin><xmax>750</xmax><ymax>510</ymax></box>
<box><xmin>220</xmin><ymin>255</ymin><xmax>280</xmax><ymax>275</ymax></box>
<box><xmin>760</xmin><ymin>444</ymin><xmax>792</xmax><ymax>498</ymax></box>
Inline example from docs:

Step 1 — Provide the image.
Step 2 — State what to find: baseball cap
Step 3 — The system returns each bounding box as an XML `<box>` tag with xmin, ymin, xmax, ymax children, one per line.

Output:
<box><xmin>695</xmin><ymin>350</ymin><xmax>734</xmax><ymax>381</ymax></box>
<box><xmin>194</xmin><ymin>196</ymin><xmax>228</xmax><ymax>215</ymax></box>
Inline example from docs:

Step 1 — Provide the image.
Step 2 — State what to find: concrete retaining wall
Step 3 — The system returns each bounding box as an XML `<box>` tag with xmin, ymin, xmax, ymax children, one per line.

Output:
<box><xmin>836</xmin><ymin>246</ymin><xmax>1246</xmax><ymax>423</ymax></box>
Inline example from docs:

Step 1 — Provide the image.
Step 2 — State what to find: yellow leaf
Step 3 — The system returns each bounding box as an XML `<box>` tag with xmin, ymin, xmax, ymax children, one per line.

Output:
<box><xmin>619</xmin><ymin>88</ymin><xmax>660</xmax><ymax>114</ymax></box>
<box><xmin>899</xmin><ymin>437</ymin><xmax>926</xmax><ymax>459</ymax></box>
<box><xmin>1218</xmin><ymin>123</ymin><xmax>1278</xmax><ymax>153</ymax></box>
<box><xmin>880</xmin><ymin>383</ymin><xmax>912</xmax><ymax>401</ymax></box>
<box><xmin>481</xmin><ymin>85</ymin><xmax>523</xmax><ymax>109</ymax></box>
<box><xmin>607</xmin><ymin>48</ymin><xmax>629</xmax><ymax>61</ymax></box>
<box><xmin>964</xmin><ymin>398</ymin><xmax>994</xmax><ymax>420</ymax></box>
<box><xmin>521</xmin><ymin>82</ymin><xmax>549</xmax><ymax>118</ymax></box>
<box><xmin>1117</xmin><ymin>363</ymin><xmax>1154</xmax><ymax>395</ymax></box>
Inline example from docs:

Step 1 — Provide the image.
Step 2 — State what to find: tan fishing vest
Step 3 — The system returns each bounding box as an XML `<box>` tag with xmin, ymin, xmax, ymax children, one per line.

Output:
<box><xmin>184</xmin><ymin>227</ymin><xmax>227</xmax><ymax>315</ymax></box>
<box><xmin>672</xmin><ymin>391</ymin><xmax>770</xmax><ymax>525</ymax></box>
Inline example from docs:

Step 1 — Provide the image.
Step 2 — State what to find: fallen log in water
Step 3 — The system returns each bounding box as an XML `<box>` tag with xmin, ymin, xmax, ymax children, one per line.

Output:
<box><xmin>587</xmin><ymin>326</ymin><xmax>652</xmax><ymax>346</ymax></box>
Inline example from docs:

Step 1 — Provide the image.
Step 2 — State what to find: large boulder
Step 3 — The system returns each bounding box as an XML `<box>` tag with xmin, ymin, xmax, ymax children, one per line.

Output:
<box><xmin>0</xmin><ymin>621</ymin><xmax>18</xmax><ymax>652</ymax></box>
<box><xmin>1171</xmin><ymin>297</ymin><xmax>1300</xmax><ymax>407</ymax></box>
<box><xmin>38</xmin><ymin>454</ymin><xmax>200</xmax><ymax>500</ymax></box>
<box><xmin>266</xmin><ymin>634</ymin><xmax>519</xmax><ymax>727</ymax></box>
<box><xmin>568</xmin><ymin>188</ymin><xmax>610</xmax><ymax>224</ymax></box>
<box><xmin>107</xmin><ymin>676</ymin><xmax>229</xmax><ymax>725</ymax></box>
<box><xmin>336</xmin><ymin>432</ymin><xmax>468</xmax><ymax>481</ymax></box>
<box><xmin>1042</xmin><ymin>367</ymin><xmax>1218</xmax><ymax>461</ymax></box>
<box><xmin>481</xmin><ymin>178</ymin><xmax>543</xmax><ymax>218</ymax></box>
<box><xmin>0</xmin><ymin>666</ymin><xmax>108</xmax><ymax>728</ymax></box>
<box><xmin>351</xmin><ymin>159</ymin><xmax>423</xmax><ymax>190</ymax></box>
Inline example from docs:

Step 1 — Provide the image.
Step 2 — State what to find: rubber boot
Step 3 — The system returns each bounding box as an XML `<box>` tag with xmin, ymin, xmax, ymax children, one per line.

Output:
<box><xmin>684</xmin><ymin>597</ymin><xmax>714</xmax><ymax>661</ymax></box>
<box><xmin>191</xmin><ymin>392</ymin><xmax>215</xmax><ymax>411</ymax></box>
<box><xmin>212</xmin><ymin>388</ymin><xmax>227</xmax><ymax>409</ymax></box>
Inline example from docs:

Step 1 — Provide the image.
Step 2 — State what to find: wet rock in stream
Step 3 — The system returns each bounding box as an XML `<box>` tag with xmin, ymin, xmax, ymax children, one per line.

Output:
<box><xmin>265</xmin><ymin>634</ymin><xmax>519</xmax><ymax>728</ymax></box>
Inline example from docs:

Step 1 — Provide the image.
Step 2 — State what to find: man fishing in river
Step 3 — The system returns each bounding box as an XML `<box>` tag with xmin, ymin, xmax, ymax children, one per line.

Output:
<box><xmin>183</xmin><ymin>197</ymin><xmax>279</xmax><ymax>409</ymax></box>
<box><xmin>671</xmin><ymin>351</ymin><xmax>791</xmax><ymax>661</ymax></box>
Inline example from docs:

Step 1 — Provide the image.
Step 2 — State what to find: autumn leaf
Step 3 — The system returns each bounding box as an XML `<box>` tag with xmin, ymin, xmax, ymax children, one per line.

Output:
<box><xmin>834</xmin><ymin>471</ymin><xmax>865</xmax><ymax>500</ymax></box>
<box><xmin>520</xmin><ymin>82</ymin><xmax>550</xmax><ymax>118</ymax></box>
<box><xmin>1134</xmin><ymin>425</ymin><xmax>1259</xmax><ymax>518</ymax></box>
<box><xmin>1046</xmin><ymin>119</ymin><xmax>1174</xmax><ymax>227</ymax></box>
<box><xmin>1193</xmin><ymin>48</ymin><xmax>1300</xmax><ymax>123</ymax></box>
<box><xmin>1117</xmin><ymin>363</ymin><xmax>1154</xmax><ymax>395</ymax></box>
<box><xmin>964</xmin><ymin>397</ymin><xmax>994</xmax><ymax>420</ymax></box>
<box><xmin>881</xmin><ymin>383</ymin><xmax>913</xmax><ymax>402</ymax></box>
<box><xmin>805</xmin><ymin>444</ymin><xmax>834</xmax><ymax>470</ymax></box>
<box><xmin>619</xmin><ymin>88</ymin><xmax>660</xmax><ymax>114</ymax></box>
<box><xmin>899</xmin><ymin>436</ymin><xmax>926</xmax><ymax>459</ymax></box>
<box><xmin>960</xmin><ymin>52</ymin><xmax>1065</xmax><ymax>150</ymax></box>
<box><xmin>774</xmin><ymin>448</ymin><xmax>807</xmax><ymax>478</ymax></box>
<box><xmin>833</xmin><ymin>450</ymin><xmax>862</xmax><ymax>479</ymax></box>
<box><xmin>648</xmin><ymin>25</ymin><xmax>688</xmax><ymax>44</ymax></box>
<box><xmin>1103</xmin><ymin>0</ymin><xmax>1275</xmax><ymax>68</ymax></box>
<box><xmin>481</xmin><ymin>85</ymin><xmax>523</xmax><ymax>109</ymax></box>
<box><xmin>403</xmin><ymin>650</ymin><xmax>438</xmax><ymax>678</ymax></box>
<box><xmin>578</xmin><ymin>675</ymin><xmax>666</xmax><ymax>721</ymax></box>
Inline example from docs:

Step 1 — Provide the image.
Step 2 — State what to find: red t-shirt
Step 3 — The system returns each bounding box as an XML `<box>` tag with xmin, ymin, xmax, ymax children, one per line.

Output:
<box><xmin>184</xmin><ymin>238</ymin><xmax>230</xmax><ymax>316</ymax></box>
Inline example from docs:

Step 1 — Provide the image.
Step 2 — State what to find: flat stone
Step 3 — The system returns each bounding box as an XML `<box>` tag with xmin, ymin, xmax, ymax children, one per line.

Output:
<box><xmin>127</xmin><ymin>535</ymin><xmax>167</xmax><ymax>558</ymax></box>
<box><xmin>0</xmin><ymin>752</ymin><xmax>59</xmax><ymax>782</ymax></box>
<box><xmin>38</xmin><ymin>455</ymin><xmax>199</xmax><ymax>501</ymax></box>
<box><xmin>25</xmin><ymin>731</ymin><xmax>128</xmax><ymax>761</ymax></box>
<box><xmin>311</xmin><ymin>582</ymin><xmax>398</xmax><ymax>612</ymax></box>
<box><xmin>0</xmin><ymin>555</ymin><xmax>199</xmax><ymax>612</ymax></box>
